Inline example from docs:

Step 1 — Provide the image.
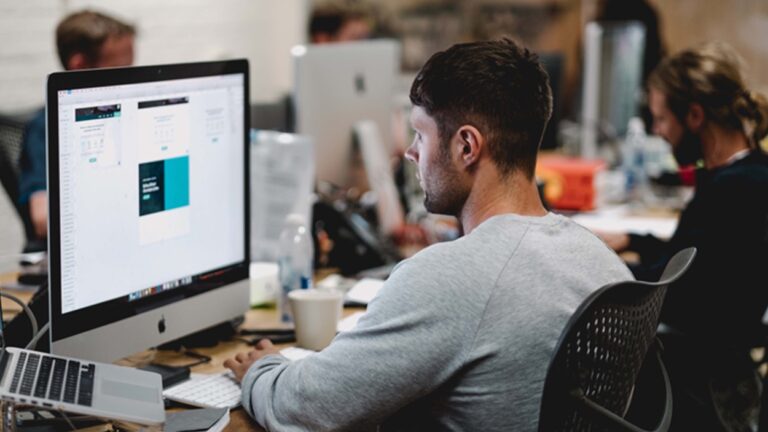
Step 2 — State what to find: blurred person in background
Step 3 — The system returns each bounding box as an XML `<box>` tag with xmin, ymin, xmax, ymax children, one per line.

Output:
<box><xmin>308</xmin><ymin>1</ymin><xmax>372</xmax><ymax>44</ymax></box>
<box><xmin>19</xmin><ymin>10</ymin><xmax>135</xmax><ymax>250</ymax></box>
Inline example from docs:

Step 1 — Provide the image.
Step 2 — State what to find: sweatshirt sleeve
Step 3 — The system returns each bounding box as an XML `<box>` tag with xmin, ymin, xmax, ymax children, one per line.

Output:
<box><xmin>239</xmin><ymin>252</ymin><xmax>485</xmax><ymax>431</ymax></box>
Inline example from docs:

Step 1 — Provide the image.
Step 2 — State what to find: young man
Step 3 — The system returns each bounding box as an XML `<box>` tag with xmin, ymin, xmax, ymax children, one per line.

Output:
<box><xmin>18</xmin><ymin>10</ymin><xmax>135</xmax><ymax>246</ymax></box>
<box><xmin>225</xmin><ymin>39</ymin><xmax>631</xmax><ymax>431</ymax></box>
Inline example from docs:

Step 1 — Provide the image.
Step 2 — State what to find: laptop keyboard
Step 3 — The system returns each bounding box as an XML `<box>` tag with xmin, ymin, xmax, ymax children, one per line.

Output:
<box><xmin>9</xmin><ymin>351</ymin><xmax>95</xmax><ymax>406</ymax></box>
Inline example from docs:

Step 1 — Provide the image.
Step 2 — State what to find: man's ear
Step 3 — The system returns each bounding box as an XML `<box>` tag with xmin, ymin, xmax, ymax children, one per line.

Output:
<box><xmin>454</xmin><ymin>125</ymin><xmax>484</xmax><ymax>167</ymax></box>
<box><xmin>66</xmin><ymin>53</ymin><xmax>89</xmax><ymax>71</ymax></box>
<box><xmin>686</xmin><ymin>103</ymin><xmax>705</xmax><ymax>132</ymax></box>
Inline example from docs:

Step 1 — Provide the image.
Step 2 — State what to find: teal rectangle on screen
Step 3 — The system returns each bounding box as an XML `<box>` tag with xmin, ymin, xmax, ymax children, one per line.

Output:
<box><xmin>163</xmin><ymin>156</ymin><xmax>189</xmax><ymax>210</ymax></box>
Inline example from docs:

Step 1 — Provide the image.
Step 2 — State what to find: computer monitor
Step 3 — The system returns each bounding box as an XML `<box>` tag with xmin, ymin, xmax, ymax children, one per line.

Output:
<box><xmin>46</xmin><ymin>60</ymin><xmax>250</xmax><ymax>363</ymax></box>
<box><xmin>538</xmin><ymin>52</ymin><xmax>564</xmax><ymax>150</ymax></box>
<box><xmin>581</xmin><ymin>21</ymin><xmax>646</xmax><ymax>159</ymax></box>
<box><xmin>292</xmin><ymin>39</ymin><xmax>401</xmax><ymax>189</ymax></box>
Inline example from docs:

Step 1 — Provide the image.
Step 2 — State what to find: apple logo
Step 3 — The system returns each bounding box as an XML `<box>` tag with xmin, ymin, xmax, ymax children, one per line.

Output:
<box><xmin>158</xmin><ymin>315</ymin><xmax>166</xmax><ymax>333</ymax></box>
<box><xmin>354</xmin><ymin>74</ymin><xmax>366</xmax><ymax>94</ymax></box>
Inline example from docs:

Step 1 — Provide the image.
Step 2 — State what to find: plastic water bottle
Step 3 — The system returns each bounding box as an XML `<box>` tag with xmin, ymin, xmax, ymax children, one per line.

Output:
<box><xmin>277</xmin><ymin>213</ymin><xmax>314</xmax><ymax>323</ymax></box>
<box><xmin>622</xmin><ymin>117</ymin><xmax>650</xmax><ymax>205</ymax></box>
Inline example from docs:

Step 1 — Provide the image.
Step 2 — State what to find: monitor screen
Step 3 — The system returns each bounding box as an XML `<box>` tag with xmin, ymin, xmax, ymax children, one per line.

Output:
<box><xmin>47</xmin><ymin>60</ymin><xmax>250</xmax><ymax>362</ymax></box>
<box><xmin>292</xmin><ymin>39</ymin><xmax>401</xmax><ymax>190</ymax></box>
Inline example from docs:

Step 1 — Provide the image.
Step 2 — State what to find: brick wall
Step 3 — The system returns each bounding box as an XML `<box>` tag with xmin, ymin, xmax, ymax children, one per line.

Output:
<box><xmin>0</xmin><ymin>0</ymin><xmax>308</xmax><ymax>113</ymax></box>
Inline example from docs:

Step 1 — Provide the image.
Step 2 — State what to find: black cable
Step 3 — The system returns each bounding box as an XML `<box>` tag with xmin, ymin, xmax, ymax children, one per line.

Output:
<box><xmin>25</xmin><ymin>322</ymin><xmax>49</xmax><ymax>350</ymax></box>
<box><xmin>177</xmin><ymin>350</ymin><xmax>212</xmax><ymax>368</ymax></box>
<box><xmin>235</xmin><ymin>334</ymin><xmax>296</xmax><ymax>345</ymax></box>
<box><xmin>0</xmin><ymin>291</ymin><xmax>38</xmax><ymax>344</ymax></box>
<box><xmin>239</xmin><ymin>328</ymin><xmax>295</xmax><ymax>336</ymax></box>
<box><xmin>57</xmin><ymin>409</ymin><xmax>77</xmax><ymax>431</ymax></box>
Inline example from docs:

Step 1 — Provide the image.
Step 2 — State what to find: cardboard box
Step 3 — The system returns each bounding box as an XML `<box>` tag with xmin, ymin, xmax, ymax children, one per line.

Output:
<box><xmin>536</xmin><ymin>155</ymin><xmax>606</xmax><ymax>211</ymax></box>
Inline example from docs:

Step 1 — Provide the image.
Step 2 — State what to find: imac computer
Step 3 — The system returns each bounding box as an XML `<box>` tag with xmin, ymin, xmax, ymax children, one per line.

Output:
<box><xmin>46</xmin><ymin>60</ymin><xmax>250</xmax><ymax>362</ymax></box>
<box><xmin>292</xmin><ymin>39</ymin><xmax>401</xmax><ymax>190</ymax></box>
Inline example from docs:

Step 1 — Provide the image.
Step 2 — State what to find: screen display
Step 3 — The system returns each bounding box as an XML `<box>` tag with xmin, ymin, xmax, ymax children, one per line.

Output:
<box><xmin>56</xmin><ymin>74</ymin><xmax>245</xmax><ymax>314</ymax></box>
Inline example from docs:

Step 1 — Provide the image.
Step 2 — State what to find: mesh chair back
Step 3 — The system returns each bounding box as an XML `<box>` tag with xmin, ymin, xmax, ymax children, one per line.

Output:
<box><xmin>539</xmin><ymin>247</ymin><xmax>696</xmax><ymax>432</ymax></box>
<box><xmin>0</xmin><ymin>113</ymin><xmax>29</xmax><ymax>211</ymax></box>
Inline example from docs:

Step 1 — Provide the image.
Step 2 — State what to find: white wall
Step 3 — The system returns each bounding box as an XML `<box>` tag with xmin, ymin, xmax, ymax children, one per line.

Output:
<box><xmin>0</xmin><ymin>0</ymin><xmax>308</xmax><ymax>113</ymax></box>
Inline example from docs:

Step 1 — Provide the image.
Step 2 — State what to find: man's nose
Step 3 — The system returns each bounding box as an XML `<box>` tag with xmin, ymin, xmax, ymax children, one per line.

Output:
<box><xmin>405</xmin><ymin>143</ymin><xmax>417</xmax><ymax>163</ymax></box>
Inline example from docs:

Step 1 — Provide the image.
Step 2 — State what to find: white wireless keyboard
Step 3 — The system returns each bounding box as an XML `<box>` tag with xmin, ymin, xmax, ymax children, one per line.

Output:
<box><xmin>163</xmin><ymin>371</ymin><xmax>242</xmax><ymax>409</ymax></box>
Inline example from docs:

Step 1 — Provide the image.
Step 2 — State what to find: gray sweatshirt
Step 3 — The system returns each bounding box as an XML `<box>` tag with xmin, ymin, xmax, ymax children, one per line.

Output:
<box><xmin>241</xmin><ymin>213</ymin><xmax>632</xmax><ymax>431</ymax></box>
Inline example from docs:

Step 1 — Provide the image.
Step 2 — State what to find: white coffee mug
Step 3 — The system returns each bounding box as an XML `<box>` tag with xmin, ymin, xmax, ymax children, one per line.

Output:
<box><xmin>288</xmin><ymin>289</ymin><xmax>343</xmax><ymax>351</ymax></box>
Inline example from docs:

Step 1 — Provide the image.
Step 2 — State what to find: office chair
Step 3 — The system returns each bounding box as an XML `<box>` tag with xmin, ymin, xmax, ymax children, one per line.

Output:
<box><xmin>538</xmin><ymin>247</ymin><xmax>697</xmax><ymax>432</ymax></box>
<box><xmin>754</xmin><ymin>320</ymin><xmax>768</xmax><ymax>431</ymax></box>
<box><xmin>0</xmin><ymin>113</ymin><xmax>24</xmax><ymax>205</ymax></box>
<box><xmin>0</xmin><ymin>111</ymin><xmax>36</xmax><ymax>248</ymax></box>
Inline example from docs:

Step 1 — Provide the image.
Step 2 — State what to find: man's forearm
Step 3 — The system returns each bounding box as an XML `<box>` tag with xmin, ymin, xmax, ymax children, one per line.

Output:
<box><xmin>29</xmin><ymin>191</ymin><xmax>48</xmax><ymax>239</ymax></box>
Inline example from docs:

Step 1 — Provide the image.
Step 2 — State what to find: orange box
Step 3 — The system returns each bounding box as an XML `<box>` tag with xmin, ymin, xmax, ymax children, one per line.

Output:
<box><xmin>535</xmin><ymin>155</ymin><xmax>606</xmax><ymax>211</ymax></box>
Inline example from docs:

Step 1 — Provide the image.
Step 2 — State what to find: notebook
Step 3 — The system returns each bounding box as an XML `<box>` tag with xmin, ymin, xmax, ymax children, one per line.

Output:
<box><xmin>0</xmin><ymin>347</ymin><xmax>165</xmax><ymax>425</ymax></box>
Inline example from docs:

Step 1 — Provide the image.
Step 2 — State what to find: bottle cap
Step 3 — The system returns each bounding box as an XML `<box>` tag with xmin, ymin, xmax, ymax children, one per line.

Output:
<box><xmin>285</xmin><ymin>213</ymin><xmax>307</xmax><ymax>226</ymax></box>
<box><xmin>628</xmin><ymin>117</ymin><xmax>645</xmax><ymax>134</ymax></box>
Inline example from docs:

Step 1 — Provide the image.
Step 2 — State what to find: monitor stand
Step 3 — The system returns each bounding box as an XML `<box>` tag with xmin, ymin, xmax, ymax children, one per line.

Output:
<box><xmin>156</xmin><ymin>316</ymin><xmax>244</xmax><ymax>350</ymax></box>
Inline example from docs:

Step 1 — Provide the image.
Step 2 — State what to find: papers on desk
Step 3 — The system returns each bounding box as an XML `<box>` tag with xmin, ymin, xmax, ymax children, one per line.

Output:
<box><xmin>338</xmin><ymin>311</ymin><xmax>365</xmax><ymax>332</ymax></box>
<box><xmin>280</xmin><ymin>346</ymin><xmax>315</xmax><ymax>361</ymax></box>
<box><xmin>344</xmin><ymin>278</ymin><xmax>385</xmax><ymax>305</ymax></box>
<box><xmin>569</xmin><ymin>205</ymin><xmax>678</xmax><ymax>239</ymax></box>
<box><xmin>316</xmin><ymin>274</ymin><xmax>385</xmax><ymax>306</ymax></box>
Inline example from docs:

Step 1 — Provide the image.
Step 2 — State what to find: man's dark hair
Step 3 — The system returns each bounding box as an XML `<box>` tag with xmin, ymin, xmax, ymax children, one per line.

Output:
<box><xmin>410</xmin><ymin>38</ymin><xmax>553</xmax><ymax>179</ymax></box>
<box><xmin>56</xmin><ymin>10</ymin><xmax>136</xmax><ymax>69</ymax></box>
<box><xmin>308</xmin><ymin>2</ymin><xmax>369</xmax><ymax>40</ymax></box>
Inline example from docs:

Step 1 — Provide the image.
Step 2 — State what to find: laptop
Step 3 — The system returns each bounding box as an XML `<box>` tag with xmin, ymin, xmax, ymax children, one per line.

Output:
<box><xmin>0</xmin><ymin>304</ymin><xmax>165</xmax><ymax>425</ymax></box>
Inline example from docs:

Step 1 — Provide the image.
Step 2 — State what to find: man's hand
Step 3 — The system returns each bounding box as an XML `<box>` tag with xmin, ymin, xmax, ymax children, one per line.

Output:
<box><xmin>224</xmin><ymin>339</ymin><xmax>281</xmax><ymax>382</ymax></box>
<box><xmin>29</xmin><ymin>191</ymin><xmax>48</xmax><ymax>239</ymax></box>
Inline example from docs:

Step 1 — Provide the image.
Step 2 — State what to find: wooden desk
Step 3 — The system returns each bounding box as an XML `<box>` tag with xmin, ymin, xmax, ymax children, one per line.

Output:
<box><xmin>0</xmin><ymin>272</ymin><xmax>34</xmax><ymax>318</ymax></box>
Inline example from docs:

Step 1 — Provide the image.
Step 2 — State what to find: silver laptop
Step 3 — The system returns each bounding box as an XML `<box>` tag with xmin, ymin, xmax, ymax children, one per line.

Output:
<box><xmin>0</xmin><ymin>347</ymin><xmax>165</xmax><ymax>425</ymax></box>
